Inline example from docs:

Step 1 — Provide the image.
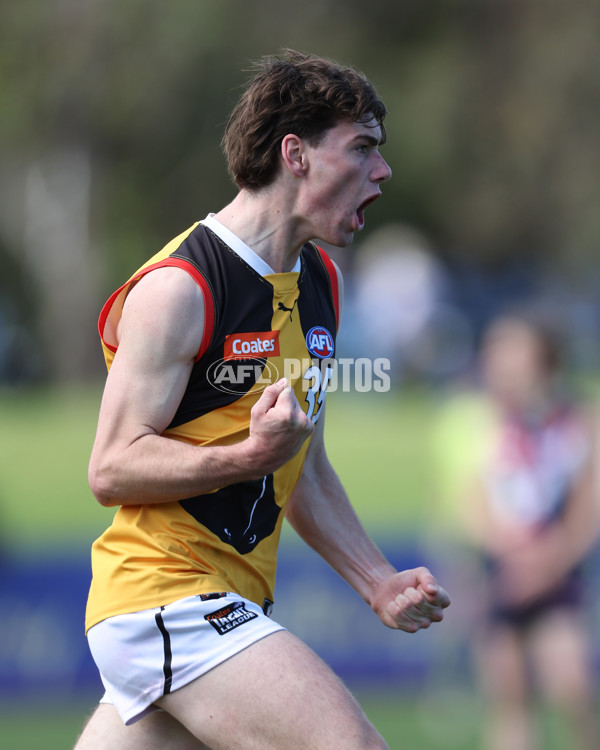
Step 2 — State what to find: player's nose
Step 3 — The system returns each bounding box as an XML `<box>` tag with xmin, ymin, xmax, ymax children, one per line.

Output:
<box><xmin>373</xmin><ymin>152</ymin><xmax>392</xmax><ymax>184</ymax></box>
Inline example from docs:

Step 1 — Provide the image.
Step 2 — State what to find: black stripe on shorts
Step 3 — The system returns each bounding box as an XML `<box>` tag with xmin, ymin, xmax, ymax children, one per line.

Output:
<box><xmin>155</xmin><ymin>607</ymin><xmax>173</xmax><ymax>695</ymax></box>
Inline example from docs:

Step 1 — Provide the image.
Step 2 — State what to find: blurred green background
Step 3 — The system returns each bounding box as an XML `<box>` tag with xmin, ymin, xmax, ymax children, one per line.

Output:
<box><xmin>2</xmin><ymin>388</ymin><xmax>597</xmax><ymax>749</ymax></box>
<box><xmin>0</xmin><ymin>387</ymin><xmax>573</xmax><ymax>749</ymax></box>
<box><xmin>1</xmin><ymin>1</ymin><xmax>600</xmax><ymax>748</ymax></box>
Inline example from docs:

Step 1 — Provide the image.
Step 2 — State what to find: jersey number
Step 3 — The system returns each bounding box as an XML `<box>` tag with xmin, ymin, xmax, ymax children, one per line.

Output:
<box><xmin>303</xmin><ymin>364</ymin><xmax>332</xmax><ymax>423</ymax></box>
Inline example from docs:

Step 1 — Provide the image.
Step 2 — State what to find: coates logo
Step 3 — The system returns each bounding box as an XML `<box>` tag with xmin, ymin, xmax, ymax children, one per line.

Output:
<box><xmin>224</xmin><ymin>331</ymin><xmax>280</xmax><ymax>360</ymax></box>
<box><xmin>207</xmin><ymin>357</ymin><xmax>280</xmax><ymax>394</ymax></box>
<box><xmin>306</xmin><ymin>326</ymin><xmax>334</xmax><ymax>359</ymax></box>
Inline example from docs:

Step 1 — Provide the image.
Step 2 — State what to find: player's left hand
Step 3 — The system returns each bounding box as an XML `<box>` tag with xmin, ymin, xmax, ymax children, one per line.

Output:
<box><xmin>371</xmin><ymin>567</ymin><xmax>450</xmax><ymax>632</ymax></box>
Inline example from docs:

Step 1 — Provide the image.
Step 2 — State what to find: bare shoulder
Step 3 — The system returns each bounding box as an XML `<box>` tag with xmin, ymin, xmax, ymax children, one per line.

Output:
<box><xmin>126</xmin><ymin>265</ymin><xmax>205</xmax><ymax>312</ymax></box>
<box><xmin>117</xmin><ymin>266</ymin><xmax>206</xmax><ymax>361</ymax></box>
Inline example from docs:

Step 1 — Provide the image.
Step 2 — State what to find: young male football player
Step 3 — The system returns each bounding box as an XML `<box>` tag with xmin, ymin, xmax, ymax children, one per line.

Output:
<box><xmin>74</xmin><ymin>50</ymin><xmax>450</xmax><ymax>750</ymax></box>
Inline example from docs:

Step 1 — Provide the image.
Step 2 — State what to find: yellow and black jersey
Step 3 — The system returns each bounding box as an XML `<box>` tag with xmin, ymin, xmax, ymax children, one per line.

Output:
<box><xmin>85</xmin><ymin>216</ymin><xmax>339</xmax><ymax>631</ymax></box>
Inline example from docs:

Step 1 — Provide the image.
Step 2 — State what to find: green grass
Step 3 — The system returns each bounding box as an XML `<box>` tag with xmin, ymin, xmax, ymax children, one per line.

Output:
<box><xmin>325</xmin><ymin>387</ymin><xmax>439</xmax><ymax>528</ymax></box>
<box><xmin>0</xmin><ymin>705</ymin><xmax>90</xmax><ymax>750</ymax></box>
<box><xmin>0</xmin><ymin>691</ymin><xmax>584</xmax><ymax>750</ymax></box>
<box><xmin>0</xmin><ymin>693</ymin><xmax>482</xmax><ymax>750</ymax></box>
<box><xmin>0</xmin><ymin>384</ymin><xmax>107</xmax><ymax>554</ymax></box>
<box><xmin>0</xmin><ymin>384</ymin><xmax>444</xmax><ymax>554</ymax></box>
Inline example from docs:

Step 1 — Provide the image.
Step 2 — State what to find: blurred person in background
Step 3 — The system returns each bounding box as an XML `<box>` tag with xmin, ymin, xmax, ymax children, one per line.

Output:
<box><xmin>460</xmin><ymin>309</ymin><xmax>600</xmax><ymax>750</ymax></box>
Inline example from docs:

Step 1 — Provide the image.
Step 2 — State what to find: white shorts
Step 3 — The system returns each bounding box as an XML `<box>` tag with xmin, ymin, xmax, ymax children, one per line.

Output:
<box><xmin>88</xmin><ymin>592</ymin><xmax>285</xmax><ymax>725</ymax></box>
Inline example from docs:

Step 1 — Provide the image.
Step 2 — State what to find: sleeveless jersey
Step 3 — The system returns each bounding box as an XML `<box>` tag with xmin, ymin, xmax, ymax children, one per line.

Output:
<box><xmin>482</xmin><ymin>404</ymin><xmax>589</xmax><ymax>529</ymax></box>
<box><xmin>85</xmin><ymin>217</ymin><xmax>339</xmax><ymax>631</ymax></box>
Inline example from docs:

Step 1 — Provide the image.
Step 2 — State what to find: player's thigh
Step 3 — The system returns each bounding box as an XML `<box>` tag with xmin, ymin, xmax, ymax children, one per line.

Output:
<box><xmin>475</xmin><ymin>624</ymin><xmax>529</xmax><ymax>702</ymax></box>
<box><xmin>530</xmin><ymin>608</ymin><xmax>594</xmax><ymax>704</ymax></box>
<box><xmin>73</xmin><ymin>703</ymin><xmax>207</xmax><ymax>750</ymax></box>
<box><xmin>157</xmin><ymin>629</ymin><xmax>388</xmax><ymax>750</ymax></box>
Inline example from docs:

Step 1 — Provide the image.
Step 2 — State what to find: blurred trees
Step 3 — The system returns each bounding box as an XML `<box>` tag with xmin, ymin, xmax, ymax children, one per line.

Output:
<box><xmin>0</xmin><ymin>0</ymin><xmax>598</xmax><ymax>380</ymax></box>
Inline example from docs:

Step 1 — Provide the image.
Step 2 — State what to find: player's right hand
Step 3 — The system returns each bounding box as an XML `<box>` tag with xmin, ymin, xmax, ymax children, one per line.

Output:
<box><xmin>244</xmin><ymin>378</ymin><xmax>314</xmax><ymax>476</ymax></box>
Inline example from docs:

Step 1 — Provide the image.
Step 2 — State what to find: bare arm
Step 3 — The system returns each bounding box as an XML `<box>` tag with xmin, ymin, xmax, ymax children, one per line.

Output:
<box><xmin>462</xmin><ymin>415</ymin><xmax>600</xmax><ymax>606</ymax></box>
<box><xmin>89</xmin><ymin>267</ymin><xmax>313</xmax><ymax>507</ymax></box>
<box><xmin>546</xmin><ymin>415</ymin><xmax>600</xmax><ymax>571</ymax></box>
<box><xmin>285</xmin><ymin>409</ymin><xmax>450</xmax><ymax>632</ymax></box>
<box><xmin>497</xmin><ymin>446</ymin><xmax>600</xmax><ymax>605</ymax></box>
<box><xmin>460</xmin><ymin>475</ymin><xmax>529</xmax><ymax>557</ymax></box>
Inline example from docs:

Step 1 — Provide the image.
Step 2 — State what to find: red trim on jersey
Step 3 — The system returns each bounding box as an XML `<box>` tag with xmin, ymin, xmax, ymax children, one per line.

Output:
<box><xmin>315</xmin><ymin>246</ymin><xmax>340</xmax><ymax>331</ymax></box>
<box><xmin>98</xmin><ymin>258</ymin><xmax>215</xmax><ymax>361</ymax></box>
<box><xmin>98</xmin><ymin>286</ymin><xmax>127</xmax><ymax>354</ymax></box>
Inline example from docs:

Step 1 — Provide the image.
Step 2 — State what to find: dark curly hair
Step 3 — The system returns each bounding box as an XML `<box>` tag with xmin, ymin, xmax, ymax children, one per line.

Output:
<box><xmin>222</xmin><ymin>49</ymin><xmax>387</xmax><ymax>190</ymax></box>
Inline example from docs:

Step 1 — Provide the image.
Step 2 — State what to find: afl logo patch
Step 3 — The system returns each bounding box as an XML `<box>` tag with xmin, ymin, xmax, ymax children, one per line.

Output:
<box><xmin>306</xmin><ymin>326</ymin><xmax>334</xmax><ymax>359</ymax></box>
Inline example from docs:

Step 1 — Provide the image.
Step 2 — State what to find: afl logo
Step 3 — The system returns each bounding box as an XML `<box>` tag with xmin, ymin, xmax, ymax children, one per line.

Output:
<box><xmin>306</xmin><ymin>326</ymin><xmax>334</xmax><ymax>359</ymax></box>
<box><xmin>207</xmin><ymin>357</ymin><xmax>280</xmax><ymax>394</ymax></box>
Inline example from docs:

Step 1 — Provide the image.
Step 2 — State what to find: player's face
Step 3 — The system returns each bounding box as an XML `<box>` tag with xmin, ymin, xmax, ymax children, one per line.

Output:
<box><xmin>302</xmin><ymin>117</ymin><xmax>391</xmax><ymax>247</ymax></box>
<box><xmin>481</xmin><ymin>320</ymin><xmax>550</xmax><ymax>409</ymax></box>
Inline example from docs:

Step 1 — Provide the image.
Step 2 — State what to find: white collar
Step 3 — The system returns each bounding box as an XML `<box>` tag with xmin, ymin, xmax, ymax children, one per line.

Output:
<box><xmin>200</xmin><ymin>214</ymin><xmax>301</xmax><ymax>276</ymax></box>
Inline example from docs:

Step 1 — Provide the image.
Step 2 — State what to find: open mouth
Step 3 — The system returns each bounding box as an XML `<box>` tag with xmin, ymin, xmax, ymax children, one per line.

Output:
<box><xmin>356</xmin><ymin>194</ymin><xmax>380</xmax><ymax>228</ymax></box>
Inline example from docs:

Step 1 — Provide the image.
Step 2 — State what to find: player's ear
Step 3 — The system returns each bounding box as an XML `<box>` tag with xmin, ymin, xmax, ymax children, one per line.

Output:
<box><xmin>281</xmin><ymin>134</ymin><xmax>308</xmax><ymax>178</ymax></box>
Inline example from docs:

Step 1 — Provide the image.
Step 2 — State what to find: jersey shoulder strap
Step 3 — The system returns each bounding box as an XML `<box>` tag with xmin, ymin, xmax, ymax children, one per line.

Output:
<box><xmin>311</xmin><ymin>244</ymin><xmax>340</xmax><ymax>331</ymax></box>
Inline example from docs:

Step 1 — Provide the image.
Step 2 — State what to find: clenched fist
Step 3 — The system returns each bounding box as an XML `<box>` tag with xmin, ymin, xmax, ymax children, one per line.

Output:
<box><xmin>371</xmin><ymin>567</ymin><xmax>450</xmax><ymax>632</ymax></box>
<box><xmin>243</xmin><ymin>378</ymin><xmax>314</xmax><ymax>477</ymax></box>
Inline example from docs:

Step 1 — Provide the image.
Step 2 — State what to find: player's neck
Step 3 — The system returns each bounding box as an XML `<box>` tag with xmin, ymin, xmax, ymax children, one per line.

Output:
<box><xmin>213</xmin><ymin>189</ymin><xmax>310</xmax><ymax>273</ymax></box>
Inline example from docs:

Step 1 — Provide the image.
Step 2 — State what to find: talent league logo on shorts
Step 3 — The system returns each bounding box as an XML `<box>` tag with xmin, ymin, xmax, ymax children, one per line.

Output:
<box><xmin>306</xmin><ymin>326</ymin><xmax>334</xmax><ymax>359</ymax></box>
<box><xmin>224</xmin><ymin>331</ymin><xmax>280</xmax><ymax>360</ymax></box>
<box><xmin>205</xmin><ymin>600</ymin><xmax>258</xmax><ymax>636</ymax></box>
